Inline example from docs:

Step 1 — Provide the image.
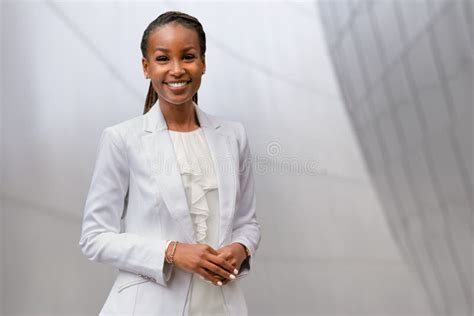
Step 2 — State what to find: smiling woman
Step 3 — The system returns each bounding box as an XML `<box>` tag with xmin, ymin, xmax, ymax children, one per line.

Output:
<box><xmin>141</xmin><ymin>19</ymin><xmax>206</xmax><ymax>117</ymax></box>
<box><xmin>79</xmin><ymin>10</ymin><xmax>261</xmax><ymax>316</ymax></box>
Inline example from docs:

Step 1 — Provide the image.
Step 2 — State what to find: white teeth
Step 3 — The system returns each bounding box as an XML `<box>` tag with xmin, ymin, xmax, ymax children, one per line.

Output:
<box><xmin>168</xmin><ymin>81</ymin><xmax>188</xmax><ymax>87</ymax></box>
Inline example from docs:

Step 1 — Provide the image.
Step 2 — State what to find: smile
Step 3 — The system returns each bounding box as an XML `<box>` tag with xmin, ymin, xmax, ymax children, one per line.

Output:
<box><xmin>165</xmin><ymin>80</ymin><xmax>191</xmax><ymax>88</ymax></box>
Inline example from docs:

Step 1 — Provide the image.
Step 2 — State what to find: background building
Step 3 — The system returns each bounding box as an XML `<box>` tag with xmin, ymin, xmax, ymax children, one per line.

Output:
<box><xmin>319</xmin><ymin>1</ymin><xmax>472</xmax><ymax>315</ymax></box>
<box><xmin>1</xmin><ymin>1</ymin><xmax>470</xmax><ymax>315</ymax></box>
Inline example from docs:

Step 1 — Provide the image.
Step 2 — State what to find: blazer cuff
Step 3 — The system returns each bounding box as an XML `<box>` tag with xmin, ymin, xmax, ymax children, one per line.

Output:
<box><xmin>163</xmin><ymin>240</ymin><xmax>174</xmax><ymax>282</ymax></box>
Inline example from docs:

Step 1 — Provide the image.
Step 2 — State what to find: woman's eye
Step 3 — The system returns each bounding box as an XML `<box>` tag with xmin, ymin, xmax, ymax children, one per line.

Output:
<box><xmin>156</xmin><ymin>56</ymin><xmax>168</xmax><ymax>62</ymax></box>
<box><xmin>184</xmin><ymin>55</ymin><xmax>195</xmax><ymax>60</ymax></box>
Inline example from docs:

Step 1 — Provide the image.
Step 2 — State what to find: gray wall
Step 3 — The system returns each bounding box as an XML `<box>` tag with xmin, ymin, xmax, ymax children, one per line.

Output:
<box><xmin>1</xmin><ymin>1</ymin><xmax>434</xmax><ymax>315</ymax></box>
<box><xmin>0</xmin><ymin>1</ymin><xmax>3</xmax><ymax>312</ymax></box>
<box><xmin>319</xmin><ymin>0</ymin><xmax>473</xmax><ymax>315</ymax></box>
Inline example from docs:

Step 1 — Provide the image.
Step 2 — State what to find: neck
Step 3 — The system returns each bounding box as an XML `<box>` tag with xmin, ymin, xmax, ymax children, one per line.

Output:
<box><xmin>159</xmin><ymin>99</ymin><xmax>200</xmax><ymax>132</ymax></box>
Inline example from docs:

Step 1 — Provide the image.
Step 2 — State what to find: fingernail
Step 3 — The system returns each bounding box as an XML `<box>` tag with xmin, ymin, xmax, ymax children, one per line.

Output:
<box><xmin>199</xmin><ymin>275</ymin><xmax>204</xmax><ymax>280</ymax></box>
<box><xmin>234</xmin><ymin>269</ymin><xmax>239</xmax><ymax>274</ymax></box>
<box><xmin>217</xmin><ymin>281</ymin><xmax>223</xmax><ymax>286</ymax></box>
<box><xmin>229</xmin><ymin>274</ymin><xmax>235</xmax><ymax>280</ymax></box>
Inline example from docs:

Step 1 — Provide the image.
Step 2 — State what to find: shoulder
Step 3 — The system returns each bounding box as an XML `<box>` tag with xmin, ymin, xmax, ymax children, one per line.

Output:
<box><xmin>207</xmin><ymin>113</ymin><xmax>247</xmax><ymax>139</ymax></box>
<box><xmin>100</xmin><ymin>113</ymin><xmax>144</xmax><ymax>148</ymax></box>
<box><xmin>208</xmin><ymin>113</ymin><xmax>249</xmax><ymax>146</ymax></box>
<box><xmin>206</xmin><ymin>113</ymin><xmax>250</xmax><ymax>151</ymax></box>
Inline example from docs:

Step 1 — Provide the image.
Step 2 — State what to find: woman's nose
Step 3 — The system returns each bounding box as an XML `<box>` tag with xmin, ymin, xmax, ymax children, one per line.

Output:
<box><xmin>170</xmin><ymin>60</ymin><xmax>185</xmax><ymax>76</ymax></box>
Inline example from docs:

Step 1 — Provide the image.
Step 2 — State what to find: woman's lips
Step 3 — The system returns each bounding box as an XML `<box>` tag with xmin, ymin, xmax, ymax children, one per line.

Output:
<box><xmin>164</xmin><ymin>80</ymin><xmax>191</xmax><ymax>91</ymax></box>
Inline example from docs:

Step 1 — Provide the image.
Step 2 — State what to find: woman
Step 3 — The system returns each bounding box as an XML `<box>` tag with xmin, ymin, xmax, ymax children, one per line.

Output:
<box><xmin>79</xmin><ymin>11</ymin><xmax>261</xmax><ymax>316</ymax></box>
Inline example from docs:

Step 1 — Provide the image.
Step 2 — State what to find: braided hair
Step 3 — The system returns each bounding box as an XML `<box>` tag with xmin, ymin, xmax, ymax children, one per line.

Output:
<box><xmin>141</xmin><ymin>11</ymin><xmax>207</xmax><ymax>114</ymax></box>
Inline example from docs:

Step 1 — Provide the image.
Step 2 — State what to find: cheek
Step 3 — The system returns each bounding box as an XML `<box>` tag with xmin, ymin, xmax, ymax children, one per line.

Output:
<box><xmin>193</xmin><ymin>75</ymin><xmax>202</xmax><ymax>84</ymax></box>
<box><xmin>147</xmin><ymin>63</ymin><xmax>165</xmax><ymax>75</ymax></box>
<box><xmin>150</xmin><ymin>67</ymin><xmax>165</xmax><ymax>78</ymax></box>
<box><xmin>192</xmin><ymin>69</ymin><xmax>204</xmax><ymax>82</ymax></box>
<box><xmin>150</xmin><ymin>78</ymin><xmax>165</xmax><ymax>95</ymax></box>
<box><xmin>149</xmin><ymin>69</ymin><xmax>165</xmax><ymax>85</ymax></box>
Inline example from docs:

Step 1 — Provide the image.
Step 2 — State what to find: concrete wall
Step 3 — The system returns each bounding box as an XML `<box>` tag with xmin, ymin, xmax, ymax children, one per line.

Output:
<box><xmin>1</xmin><ymin>1</ymin><xmax>431</xmax><ymax>315</ymax></box>
<box><xmin>0</xmin><ymin>1</ymin><xmax>3</xmax><ymax>313</ymax></box>
<box><xmin>319</xmin><ymin>0</ymin><xmax>473</xmax><ymax>315</ymax></box>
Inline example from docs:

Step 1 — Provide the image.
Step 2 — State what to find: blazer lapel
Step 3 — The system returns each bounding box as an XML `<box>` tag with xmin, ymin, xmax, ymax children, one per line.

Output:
<box><xmin>142</xmin><ymin>105</ymin><xmax>196</xmax><ymax>244</ymax></box>
<box><xmin>142</xmin><ymin>103</ymin><xmax>236</xmax><ymax>248</ymax></box>
<box><xmin>196</xmin><ymin>106</ymin><xmax>237</xmax><ymax>248</ymax></box>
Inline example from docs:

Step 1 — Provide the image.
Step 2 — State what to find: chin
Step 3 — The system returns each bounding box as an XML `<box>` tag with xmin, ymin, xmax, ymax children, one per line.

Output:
<box><xmin>161</xmin><ymin>96</ymin><xmax>194</xmax><ymax>106</ymax></box>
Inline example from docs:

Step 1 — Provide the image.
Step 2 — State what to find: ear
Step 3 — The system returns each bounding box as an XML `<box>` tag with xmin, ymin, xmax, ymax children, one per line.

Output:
<box><xmin>142</xmin><ymin>57</ymin><xmax>150</xmax><ymax>79</ymax></box>
<box><xmin>201</xmin><ymin>55</ymin><xmax>206</xmax><ymax>74</ymax></box>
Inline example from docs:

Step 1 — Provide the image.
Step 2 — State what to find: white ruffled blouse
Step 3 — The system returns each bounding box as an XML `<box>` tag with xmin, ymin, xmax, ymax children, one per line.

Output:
<box><xmin>169</xmin><ymin>128</ymin><xmax>218</xmax><ymax>243</ymax></box>
<box><xmin>168</xmin><ymin>127</ymin><xmax>227</xmax><ymax>316</ymax></box>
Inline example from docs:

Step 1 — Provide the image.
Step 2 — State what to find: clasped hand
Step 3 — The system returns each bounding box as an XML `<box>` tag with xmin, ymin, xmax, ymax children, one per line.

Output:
<box><xmin>170</xmin><ymin>242</ymin><xmax>247</xmax><ymax>286</ymax></box>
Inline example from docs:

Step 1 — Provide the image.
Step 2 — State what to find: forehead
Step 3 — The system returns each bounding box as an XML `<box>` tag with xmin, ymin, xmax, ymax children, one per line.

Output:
<box><xmin>148</xmin><ymin>22</ymin><xmax>200</xmax><ymax>51</ymax></box>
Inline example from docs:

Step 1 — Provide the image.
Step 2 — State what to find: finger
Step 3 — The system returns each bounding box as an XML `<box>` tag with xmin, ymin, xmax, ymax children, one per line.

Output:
<box><xmin>209</xmin><ymin>270</ymin><xmax>227</xmax><ymax>283</ymax></box>
<box><xmin>211</xmin><ymin>253</ymin><xmax>239</xmax><ymax>275</ymax></box>
<box><xmin>203</xmin><ymin>244</ymin><xmax>219</xmax><ymax>256</ymax></box>
<box><xmin>217</xmin><ymin>251</ymin><xmax>233</xmax><ymax>261</ymax></box>
<box><xmin>202</xmin><ymin>260</ymin><xmax>236</xmax><ymax>281</ymax></box>
<box><xmin>198</xmin><ymin>268</ymin><xmax>222</xmax><ymax>286</ymax></box>
<box><xmin>205</xmin><ymin>270</ymin><xmax>225</xmax><ymax>285</ymax></box>
<box><xmin>218</xmin><ymin>274</ymin><xmax>231</xmax><ymax>285</ymax></box>
<box><xmin>216</xmin><ymin>253</ymin><xmax>237</xmax><ymax>268</ymax></box>
<box><xmin>208</xmin><ymin>272</ymin><xmax>231</xmax><ymax>286</ymax></box>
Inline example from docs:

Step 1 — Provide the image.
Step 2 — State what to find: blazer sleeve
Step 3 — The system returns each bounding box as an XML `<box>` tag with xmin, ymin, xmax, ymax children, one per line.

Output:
<box><xmin>78</xmin><ymin>127</ymin><xmax>172</xmax><ymax>286</ymax></box>
<box><xmin>231</xmin><ymin>123</ymin><xmax>261</xmax><ymax>278</ymax></box>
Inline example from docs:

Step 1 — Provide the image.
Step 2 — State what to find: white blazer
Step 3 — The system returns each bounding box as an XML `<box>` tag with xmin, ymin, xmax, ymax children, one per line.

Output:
<box><xmin>79</xmin><ymin>103</ymin><xmax>261</xmax><ymax>316</ymax></box>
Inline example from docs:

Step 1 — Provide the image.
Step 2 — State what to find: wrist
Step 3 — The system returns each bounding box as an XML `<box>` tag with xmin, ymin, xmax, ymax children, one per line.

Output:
<box><xmin>233</xmin><ymin>242</ymin><xmax>250</xmax><ymax>258</ymax></box>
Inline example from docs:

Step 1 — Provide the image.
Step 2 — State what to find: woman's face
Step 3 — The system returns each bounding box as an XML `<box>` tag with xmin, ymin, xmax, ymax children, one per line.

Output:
<box><xmin>142</xmin><ymin>22</ymin><xmax>206</xmax><ymax>108</ymax></box>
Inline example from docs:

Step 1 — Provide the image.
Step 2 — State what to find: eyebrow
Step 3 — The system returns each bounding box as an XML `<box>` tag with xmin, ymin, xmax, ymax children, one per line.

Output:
<box><xmin>154</xmin><ymin>46</ymin><xmax>197</xmax><ymax>52</ymax></box>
